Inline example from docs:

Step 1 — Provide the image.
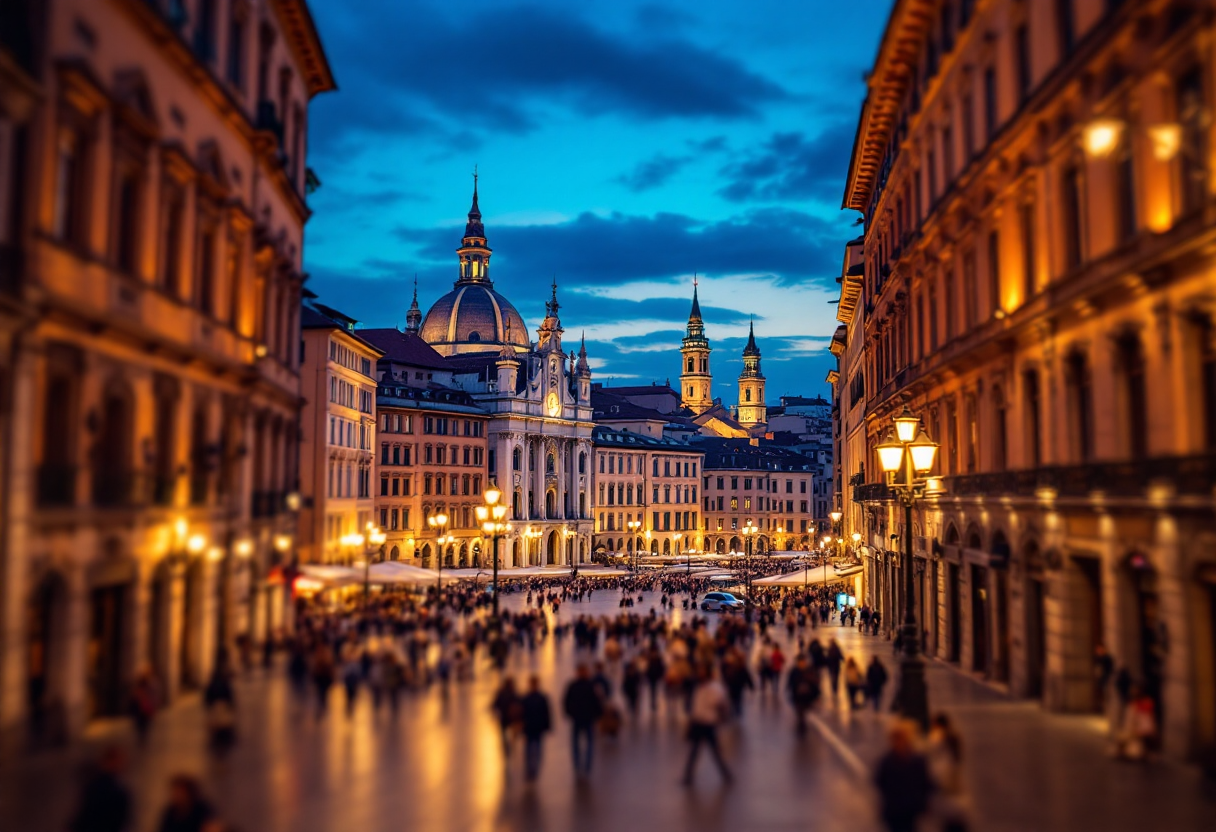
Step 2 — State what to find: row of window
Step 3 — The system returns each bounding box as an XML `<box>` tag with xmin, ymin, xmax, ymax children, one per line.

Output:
<box><xmin>705</xmin><ymin>496</ymin><xmax>810</xmax><ymax>514</ymax></box>
<box><xmin>704</xmin><ymin>476</ymin><xmax>808</xmax><ymax>493</ymax></box>
<box><xmin>596</xmin><ymin>511</ymin><xmax>699</xmax><ymax>533</ymax></box>
<box><xmin>328</xmin><ymin>415</ymin><xmax>372</xmax><ymax>450</ymax></box>
<box><xmin>710</xmin><ymin>518</ymin><xmax>810</xmax><ymax>533</ymax></box>
<box><xmin>597</xmin><ymin>483</ymin><xmax>697</xmax><ymax>506</ymax></box>
<box><xmin>421</xmin><ymin>473</ymin><xmax>483</xmax><ymax>497</ymax></box>
<box><xmin>423</xmin><ymin>416</ymin><xmax>483</xmax><ymax>436</ymax></box>
<box><xmin>328</xmin><ymin>375</ymin><xmax>371</xmax><ymax>413</ymax></box>
<box><xmin>596</xmin><ymin>453</ymin><xmax>699</xmax><ymax>478</ymax></box>
<box><xmin>327</xmin><ymin>459</ymin><xmax>371</xmax><ymax>500</ymax></box>
<box><xmin>378</xmin><ymin>443</ymin><xmax>486</xmax><ymax>467</ymax></box>
<box><xmin>328</xmin><ymin>339</ymin><xmax>374</xmax><ymax>377</ymax></box>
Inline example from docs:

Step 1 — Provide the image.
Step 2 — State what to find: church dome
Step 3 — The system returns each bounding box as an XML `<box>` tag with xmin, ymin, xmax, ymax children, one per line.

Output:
<box><xmin>420</xmin><ymin>283</ymin><xmax>530</xmax><ymax>355</ymax></box>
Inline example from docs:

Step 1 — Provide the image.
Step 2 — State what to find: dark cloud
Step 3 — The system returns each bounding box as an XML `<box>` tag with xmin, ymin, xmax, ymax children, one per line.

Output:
<box><xmin>614</xmin><ymin>153</ymin><xmax>693</xmax><ymax>192</ymax></box>
<box><xmin>393</xmin><ymin>206</ymin><xmax>844</xmax><ymax>289</ymax></box>
<box><xmin>717</xmin><ymin>123</ymin><xmax>855</xmax><ymax>203</ymax></box>
<box><xmin>308</xmin><ymin>1</ymin><xmax>785</xmax><ymax>153</ymax></box>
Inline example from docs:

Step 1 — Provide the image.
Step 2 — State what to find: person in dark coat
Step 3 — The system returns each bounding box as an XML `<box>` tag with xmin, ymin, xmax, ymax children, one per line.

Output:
<box><xmin>622</xmin><ymin>658</ymin><xmax>642</xmax><ymax>716</ymax></box>
<box><xmin>866</xmin><ymin>655</ymin><xmax>889</xmax><ymax>712</ymax></box>
<box><xmin>785</xmin><ymin>654</ymin><xmax>820</xmax><ymax>735</ymax></box>
<box><xmin>520</xmin><ymin>675</ymin><xmax>552</xmax><ymax>782</ymax></box>
<box><xmin>563</xmin><ymin>663</ymin><xmax>604</xmax><ymax>777</ymax></box>
<box><xmin>155</xmin><ymin>775</ymin><xmax>214</xmax><ymax>832</ymax></box>
<box><xmin>491</xmin><ymin>676</ymin><xmax>522</xmax><ymax>753</ymax></box>
<box><xmin>825</xmin><ymin>640</ymin><xmax>845</xmax><ymax>698</ymax></box>
<box><xmin>69</xmin><ymin>746</ymin><xmax>131</xmax><ymax>832</ymax></box>
<box><xmin>873</xmin><ymin>721</ymin><xmax>934</xmax><ymax>832</ymax></box>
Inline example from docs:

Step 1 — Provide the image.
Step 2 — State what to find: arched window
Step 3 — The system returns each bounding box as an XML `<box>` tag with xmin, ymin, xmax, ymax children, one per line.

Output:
<box><xmin>578</xmin><ymin>452</ymin><xmax>586</xmax><ymax>474</ymax></box>
<box><xmin>687</xmin><ymin>358</ymin><xmax>694</xmax><ymax>372</ymax></box>
<box><xmin>745</xmin><ymin>389</ymin><xmax>751</xmax><ymax>402</ymax></box>
<box><xmin>512</xmin><ymin>447</ymin><xmax>521</xmax><ymax>471</ymax></box>
<box><xmin>546</xmin><ymin>453</ymin><xmax>555</xmax><ymax>475</ymax></box>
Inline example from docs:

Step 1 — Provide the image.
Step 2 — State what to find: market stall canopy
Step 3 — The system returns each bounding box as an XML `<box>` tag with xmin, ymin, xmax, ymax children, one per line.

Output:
<box><xmin>368</xmin><ymin>562</ymin><xmax>460</xmax><ymax>586</ymax></box>
<box><xmin>753</xmin><ymin>565</ymin><xmax>864</xmax><ymax>587</ymax></box>
<box><xmin>296</xmin><ymin>564</ymin><xmax>360</xmax><ymax>590</ymax></box>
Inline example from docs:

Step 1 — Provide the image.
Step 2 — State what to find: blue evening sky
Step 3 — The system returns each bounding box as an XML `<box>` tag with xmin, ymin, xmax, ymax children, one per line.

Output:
<box><xmin>304</xmin><ymin>0</ymin><xmax>891</xmax><ymax>400</ymax></box>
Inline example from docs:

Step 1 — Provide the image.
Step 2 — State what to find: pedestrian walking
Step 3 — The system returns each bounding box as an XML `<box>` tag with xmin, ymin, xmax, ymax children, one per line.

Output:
<box><xmin>520</xmin><ymin>675</ymin><xmax>552</xmax><ymax>783</ymax></box>
<box><xmin>866</xmin><ymin>655</ymin><xmax>889</xmax><ymax>712</ymax></box>
<box><xmin>681</xmin><ymin>667</ymin><xmax>733</xmax><ymax>786</ymax></box>
<box><xmin>786</xmin><ymin>654</ymin><xmax>820</xmax><ymax>735</ymax></box>
<box><xmin>155</xmin><ymin>775</ymin><xmax>214</xmax><ymax>832</ymax></box>
<box><xmin>202</xmin><ymin>666</ymin><xmax>236</xmax><ymax>753</ymax></box>
<box><xmin>563</xmin><ymin>663</ymin><xmax>604</xmax><ymax>778</ymax></box>
<box><xmin>340</xmin><ymin>642</ymin><xmax>361</xmax><ymax>717</ymax></box>
<box><xmin>491</xmin><ymin>675</ymin><xmax>523</xmax><ymax>754</ymax></box>
<box><xmin>68</xmin><ymin>746</ymin><xmax>131</xmax><ymax>832</ymax></box>
<box><xmin>722</xmin><ymin>650</ymin><xmax>755</xmax><ymax>716</ymax></box>
<box><xmin>311</xmin><ymin>641</ymin><xmax>335</xmax><ymax>719</ymax></box>
<box><xmin>128</xmin><ymin>666</ymin><xmax>159</xmax><ymax>745</ymax></box>
<box><xmin>644</xmin><ymin>646</ymin><xmax>665</xmax><ymax>712</ymax></box>
<box><xmin>844</xmin><ymin>656</ymin><xmax>865</xmax><ymax>708</ymax></box>
<box><xmin>622</xmin><ymin>657</ymin><xmax>642</xmax><ymax>716</ymax></box>
<box><xmin>825</xmin><ymin>639</ymin><xmax>844</xmax><ymax>698</ymax></box>
<box><xmin>927</xmin><ymin>713</ymin><xmax>971</xmax><ymax>832</ymax></box>
<box><xmin>873</xmin><ymin>720</ymin><xmax>934</xmax><ymax>832</ymax></box>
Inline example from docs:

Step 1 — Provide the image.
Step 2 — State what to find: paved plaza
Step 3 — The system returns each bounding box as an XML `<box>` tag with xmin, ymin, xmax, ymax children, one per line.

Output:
<box><xmin>2</xmin><ymin>589</ymin><xmax>1214</xmax><ymax>832</ymax></box>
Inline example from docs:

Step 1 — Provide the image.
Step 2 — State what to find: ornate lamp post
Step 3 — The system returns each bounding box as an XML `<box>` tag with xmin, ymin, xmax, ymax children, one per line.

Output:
<box><xmin>564</xmin><ymin>527</ymin><xmax>576</xmax><ymax>578</ymax></box>
<box><xmin>851</xmin><ymin>531</ymin><xmax>862</xmax><ymax>561</ymax></box>
<box><xmin>476</xmin><ymin>484</ymin><xmax>509</xmax><ymax>618</ymax></box>
<box><xmin>875</xmin><ymin>406</ymin><xmax>945</xmax><ymax>729</ymax></box>
<box><xmin>626</xmin><ymin>520</ymin><xmax>642</xmax><ymax>573</ymax></box>
<box><xmin>359</xmin><ymin>526</ymin><xmax>386</xmax><ymax>609</ymax></box>
<box><xmin>742</xmin><ymin>520</ymin><xmax>756</xmax><ymax>601</ymax></box>
<box><xmin>427</xmin><ymin>512</ymin><xmax>449</xmax><ymax>594</ymax></box>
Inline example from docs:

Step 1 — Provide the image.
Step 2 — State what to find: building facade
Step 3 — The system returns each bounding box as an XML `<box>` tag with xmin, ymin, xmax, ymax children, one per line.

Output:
<box><xmin>299</xmin><ymin>302</ymin><xmax>381</xmax><ymax>565</ymax></box>
<box><xmin>698</xmin><ymin>439</ymin><xmax>815</xmax><ymax>554</ymax></box>
<box><xmin>0</xmin><ymin>0</ymin><xmax>332</xmax><ymax>739</ymax></box>
<box><xmin>839</xmin><ymin>0</ymin><xmax>1216</xmax><ymax>761</ymax></box>
<box><xmin>591</xmin><ymin>426</ymin><xmax>703</xmax><ymax>556</ymax></box>
<box><xmin>374</xmin><ymin>385</ymin><xmax>489</xmax><ymax>568</ymax></box>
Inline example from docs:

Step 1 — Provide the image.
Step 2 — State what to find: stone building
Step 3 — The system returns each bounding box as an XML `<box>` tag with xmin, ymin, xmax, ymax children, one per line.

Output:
<box><xmin>406</xmin><ymin>183</ymin><xmax>597</xmax><ymax>567</ymax></box>
<box><xmin>0</xmin><ymin>0</ymin><xmax>332</xmax><ymax>738</ymax></box>
<box><xmin>679</xmin><ymin>283</ymin><xmax>713</xmax><ymax>415</ymax></box>
<box><xmin>734</xmin><ymin>322</ymin><xmax>767</xmax><ymax>430</ymax></box>
<box><xmin>837</xmin><ymin>0</ymin><xmax>1216</xmax><ymax>761</ymax></box>
<box><xmin>299</xmin><ymin>301</ymin><xmax>382</xmax><ymax>565</ymax></box>
<box><xmin>698</xmin><ymin>438</ymin><xmax>815</xmax><ymax>554</ymax></box>
<box><xmin>591</xmin><ymin>425</ymin><xmax>704</xmax><ymax>557</ymax></box>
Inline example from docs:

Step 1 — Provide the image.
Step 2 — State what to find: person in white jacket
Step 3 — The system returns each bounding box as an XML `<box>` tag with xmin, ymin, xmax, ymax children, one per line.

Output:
<box><xmin>681</xmin><ymin>666</ymin><xmax>734</xmax><ymax>786</ymax></box>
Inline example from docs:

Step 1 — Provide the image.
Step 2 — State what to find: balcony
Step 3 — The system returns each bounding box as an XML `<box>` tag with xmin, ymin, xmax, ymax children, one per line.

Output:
<box><xmin>37</xmin><ymin>465</ymin><xmax>76</xmax><ymax>507</ymax></box>
<box><xmin>853</xmin><ymin>482</ymin><xmax>892</xmax><ymax>503</ymax></box>
<box><xmin>945</xmin><ymin>455</ymin><xmax>1216</xmax><ymax>501</ymax></box>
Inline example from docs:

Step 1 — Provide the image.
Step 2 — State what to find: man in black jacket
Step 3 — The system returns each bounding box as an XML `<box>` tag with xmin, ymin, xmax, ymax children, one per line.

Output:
<box><xmin>521</xmin><ymin>675</ymin><xmax>552</xmax><ymax>783</ymax></box>
<box><xmin>69</xmin><ymin>746</ymin><xmax>130</xmax><ymax>832</ymax></box>
<box><xmin>563</xmin><ymin>663</ymin><xmax>603</xmax><ymax>778</ymax></box>
<box><xmin>873</xmin><ymin>720</ymin><xmax>934</xmax><ymax>832</ymax></box>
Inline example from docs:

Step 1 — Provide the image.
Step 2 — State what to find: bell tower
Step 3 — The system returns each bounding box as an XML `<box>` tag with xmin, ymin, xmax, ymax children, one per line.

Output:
<box><xmin>456</xmin><ymin>169</ymin><xmax>492</xmax><ymax>284</ymax></box>
<box><xmin>680</xmin><ymin>280</ymin><xmax>713</xmax><ymax>414</ymax></box>
<box><xmin>737</xmin><ymin>318</ymin><xmax>766</xmax><ymax>428</ymax></box>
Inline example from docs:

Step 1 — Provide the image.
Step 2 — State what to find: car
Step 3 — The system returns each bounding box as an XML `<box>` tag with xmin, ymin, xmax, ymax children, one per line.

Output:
<box><xmin>700</xmin><ymin>591</ymin><xmax>745</xmax><ymax>612</ymax></box>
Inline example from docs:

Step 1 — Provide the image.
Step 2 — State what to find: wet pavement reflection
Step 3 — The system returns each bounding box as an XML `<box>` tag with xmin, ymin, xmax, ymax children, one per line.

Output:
<box><xmin>2</xmin><ymin>588</ymin><xmax>1214</xmax><ymax>832</ymax></box>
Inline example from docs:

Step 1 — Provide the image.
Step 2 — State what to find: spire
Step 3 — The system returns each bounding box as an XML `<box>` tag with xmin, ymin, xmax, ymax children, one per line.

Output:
<box><xmin>405</xmin><ymin>274</ymin><xmax>422</xmax><ymax>333</ymax></box>
<box><xmin>689</xmin><ymin>275</ymin><xmax>702</xmax><ymax>322</ymax></box>
<box><xmin>545</xmin><ymin>277</ymin><xmax>561</xmax><ymax>319</ymax></box>
<box><xmin>577</xmin><ymin>331</ymin><xmax>591</xmax><ymax>374</ymax></box>
<box><xmin>743</xmin><ymin>316</ymin><xmax>760</xmax><ymax>356</ymax></box>
<box><xmin>464</xmin><ymin>167</ymin><xmax>484</xmax><ymax>239</ymax></box>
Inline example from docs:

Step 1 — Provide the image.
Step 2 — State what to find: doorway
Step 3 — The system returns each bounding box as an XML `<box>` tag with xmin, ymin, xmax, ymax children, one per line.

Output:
<box><xmin>88</xmin><ymin>585</ymin><xmax>127</xmax><ymax>717</ymax></box>
<box><xmin>1026</xmin><ymin>577</ymin><xmax>1046</xmax><ymax>699</ymax></box>
<box><xmin>994</xmin><ymin>569</ymin><xmax>1010</xmax><ymax>682</ymax></box>
<box><xmin>1075</xmin><ymin>557</ymin><xmax>1105</xmax><ymax>711</ymax></box>
<box><xmin>27</xmin><ymin>573</ymin><xmax>66</xmax><ymax>738</ymax></box>
<box><xmin>971</xmin><ymin>565</ymin><xmax>990</xmax><ymax>674</ymax></box>
<box><xmin>147</xmin><ymin>564</ymin><xmax>170</xmax><ymax>691</ymax></box>
<box><xmin>947</xmin><ymin>563</ymin><xmax>962</xmax><ymax>662</ymax></box>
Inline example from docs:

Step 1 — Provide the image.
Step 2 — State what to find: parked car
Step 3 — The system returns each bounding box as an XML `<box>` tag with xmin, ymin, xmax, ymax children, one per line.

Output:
<box><xmin>700</xmin><ymin>591</ymin><xmax>745</xmax><ymax>612</ymax></box>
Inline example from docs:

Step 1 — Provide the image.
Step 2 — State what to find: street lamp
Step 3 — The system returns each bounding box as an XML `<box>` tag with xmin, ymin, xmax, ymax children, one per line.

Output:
<box><xmin>476</xmin><ymin>484</ymin><xmax>509</xmax><ymax>618</ymax></box>
<box><xmin>875</xmin><ymin>406</ymin><xmax>945</xmax><ymax>729</ymax></box>
<box><xmin>644</xmin><ymin>529</ymin><xmax>651</xmax><ymax>572</ymax></box>
<box><xmin>742</xmin><ymin>520</ymin><xmax>756</xmax><ymax>601</ymax></box>
<box><xmin>564</xmin><ymin>527</ymin><xmax>576</xmax><ymax>578</ymax></box>
<box><xmin>626</xmin><ymin>520</ymin><xmax>642</xmax><ymax>573</ymax></box>
<box><xmin>674</xmin><ymin>532</ymin><xmax>684</xmax><ymax>575</ymax></box>
<box><xmin>427</xmin><ymin>512</ymin><xmax>449</xmax><ymax>594</ymax></box>
<box><xmin>360</xmin><ymin>526</ymin><xmax>386</xmax><ymax>609</ymax></box>
<box><xmin>851</xmin><ymin>531</ymin><xmax>862</xmax><ymax>561</ymax></box>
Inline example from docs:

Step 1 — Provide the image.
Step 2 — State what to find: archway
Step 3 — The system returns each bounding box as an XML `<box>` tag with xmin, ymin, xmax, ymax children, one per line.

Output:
<box><xmin>729</xmin><ymin>536</ymin><xmax>741</xmax><ymax>553</ymax></box>
<box><xmin>650</xmin><ymin>539</ymin><xmax>658</xmax><ymax>554</ymax></box>
<box><xmin>148</xmin><ymin>561</ymin><xmax>172</xmax><ymax>692</ymax></box>
<box><xmin>546</xmin><ymin>531</ymin><xmax>559</xmax><ymax>565</ymax></box>
<box><xmin>179</xmin><ymin>558</ymin><xmax>204</xmax><ymax>690</ymax></box>
<box><xmin>420</xmin><ymin>543</ymin><xmax>432</xmax><ymax>568</ymax></box>
<box><xmin>965</xmin><ymin>524</ymin><xmax>983</xmax><ymax>550</ymax></box>
<box><xmin>458</xmin><ymin>543</ymin><xmax>469</xmax><ymax>568</ymax></box>
<box><xmin>443</xmin><ymin>544</ymin><xmax>454</xmax><ymax>568</ymax></box>
<box><xmin>545</xmin><ymin>489</ymin><xmax>556</xmax><ymax>519</ymax></box>
<box><xmin>27</xmin><ymin>571</ymin><xmax>68</xmax><ymax>739</ymax></box>
<box><xmin>716</xmin><ymin>538</ymin><xmax>725</xmax><ymax>554</ymax></box>
<box><xmin>1123</xmin><ymin>550</ymin><xmax>1163</xmax><ymax>721</ymax></box>
<box><xmin>990</xmin><ymin>530</ymin><xmax>1011</xmax><ymax>682</ymax></box>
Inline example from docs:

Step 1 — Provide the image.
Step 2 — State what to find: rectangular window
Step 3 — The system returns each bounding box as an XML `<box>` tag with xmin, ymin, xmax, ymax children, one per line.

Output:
<box><xmin>961</xmin><ymin>93</ymin><xmax>975</xmax><ymax>160</ymax></box>
<box><xmin>988</xmin><ymin>230</ymin><xmax>1001</xmax><ymax>316</ymax></box>
<box><xmin>114</xmin><ymin>168</ymin><xmax>142</xmax><ymax>275</ymax></box>
<box><xmin>983</xmin><ymin>66</ymin><xmax>998</xmax><ymax>140</ymax></box>
<box><xmin>1021</xmin><ymin>200</ymin><xmax>1037</xmax><ymax>299</ymax></box>
<box><xmin>1115</xmin><ymin>149</ymin><xmax>1136</xmax><ymax>242</ymax></box>
<box><xmin>1015</xmin><ymin>24</ymin><xmax>1031</xmax><ymax>101</ymax></box>
<box><xmin>1061</xmin><ymin>163</ymin><xmax>1083</xmax><ymax>271</ymax></box>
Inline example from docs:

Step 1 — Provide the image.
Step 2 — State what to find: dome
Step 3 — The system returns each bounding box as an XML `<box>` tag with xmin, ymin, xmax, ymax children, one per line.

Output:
<box><xmin>419</xmin><ymin>283</ymin><xmax>530</xmax><ymax>356</ymax></box>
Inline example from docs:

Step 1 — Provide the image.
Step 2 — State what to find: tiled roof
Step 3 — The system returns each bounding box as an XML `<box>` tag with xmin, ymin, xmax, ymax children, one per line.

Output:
<box><xmin>359</xmin><ymin>328</ymin><xmax>451</xmax><ymax>370</ymax></box>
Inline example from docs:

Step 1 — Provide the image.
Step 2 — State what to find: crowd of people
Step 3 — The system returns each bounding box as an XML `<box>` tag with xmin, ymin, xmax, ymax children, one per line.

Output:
<box><xmin>67</xmin><ymin>567</ymin><xmax>1156</xmax><ymax>832</ymax></box>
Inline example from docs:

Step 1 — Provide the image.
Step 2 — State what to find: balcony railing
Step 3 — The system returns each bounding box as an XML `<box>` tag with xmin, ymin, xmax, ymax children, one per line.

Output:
<box><xmin>945</xmin><ymin>455</ymin><xmax>1216</xmax><ymax>501</ymax></box>
<box><xmin>37</xmin><ymin>465</ymin><xmax>76</xmax><ymax>507</ymax></box>
<box><xmin>853</xmin><ymin>482</ymin><xmax>892</xmax><ymax>503</ymax></box>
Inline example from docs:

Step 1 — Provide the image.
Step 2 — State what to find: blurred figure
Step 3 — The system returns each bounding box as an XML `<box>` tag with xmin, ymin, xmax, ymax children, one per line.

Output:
<box><xmin>311</xmin><ymin>641</ymin><xmax>336</xmax><ymax>719</ymax></box>
<box><xmin>563</xmin><ymin>663</ymin><xmax>604</xmax><ymax>778</ymax></box>
<box><xmin>68</xmin><ymin>745</ymin><xmax>130</xmax><ymax>832</ymax></box>
<box><xmin>873</xmin><ymin>720</ymin><xmax>934</xmax><ymax>832</ymax></box>
<box><xmin>491</xmin><ymin>675</ymin><xmax>522</xmax><ymax>754</ymax></box>
<box><xmin>622</xmin><ymin>656</ymin><xmax>642</xmax><ymax>716</ymax></box>
<box><xmin>203</xmin><ymin>665</ymin><xmax>236</xmax><ymax>754</ymax></box>
<box><xmin>843</xmin><ymin>656</ymin><xmax>865</xmax><ymax>709</ymax></box>
<box><xmin>681</xmin><ymin>667</ymin><xmax>733</xmax><ymax>786</ymax></box>
<box><xmin>785</xmin><ymin>654</ymin><xmax>820</xmax><ymax>735</ymax></box>
<box><xmin>927</xmin><ymin>713</ymin><xmax>971</xmax><ymax>832</ymax></box>
<box><xmin>520</xmin><ymin>675</ymin><xmax>553</xmax><ymax>783</ymax></box>
<box><xmin>129</xmin><ymin>666</ymin><xmax>159</xmax><ymax>745</ymax></box>
<box><xmin>156</xmin><ymin>775</ymin><xmax>214</xmax><ymax>832</ymax></box>
<box><xmin>1115</xmin><ymin>683</ymin><xmax>1158</xmax><ymax>762</ymax></box>
<box><xmin>866</xmin><ymin>655</ymin><xmax>889</xmax><ymax>712</ymax></box>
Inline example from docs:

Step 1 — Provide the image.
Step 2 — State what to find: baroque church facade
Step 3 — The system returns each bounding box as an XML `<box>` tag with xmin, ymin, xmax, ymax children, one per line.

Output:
<box><xmin>405</xmin><ymin>180</ymin><xmax>595</xmax><ymax>567</ymax></box>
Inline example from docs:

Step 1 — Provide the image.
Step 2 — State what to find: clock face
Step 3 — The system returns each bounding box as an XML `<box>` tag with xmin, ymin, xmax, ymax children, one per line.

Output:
<box><xmin>546</xmin><ymin>392</ymin><xmax>560</xmax><ymax>417</ymax></box>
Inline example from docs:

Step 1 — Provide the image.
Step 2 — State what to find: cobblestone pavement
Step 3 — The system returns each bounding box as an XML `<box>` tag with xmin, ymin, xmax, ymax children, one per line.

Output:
<box><xmin>1</xmin><ymin>588</ymin><xmax>1214</xmax><ymax>832</ymax></box>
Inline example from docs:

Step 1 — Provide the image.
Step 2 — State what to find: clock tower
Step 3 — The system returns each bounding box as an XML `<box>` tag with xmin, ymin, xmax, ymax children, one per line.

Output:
<box><xmin>679</xmin><ymin>282</ymin><xmax>713</xmax><ymax>415</ymax></box>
